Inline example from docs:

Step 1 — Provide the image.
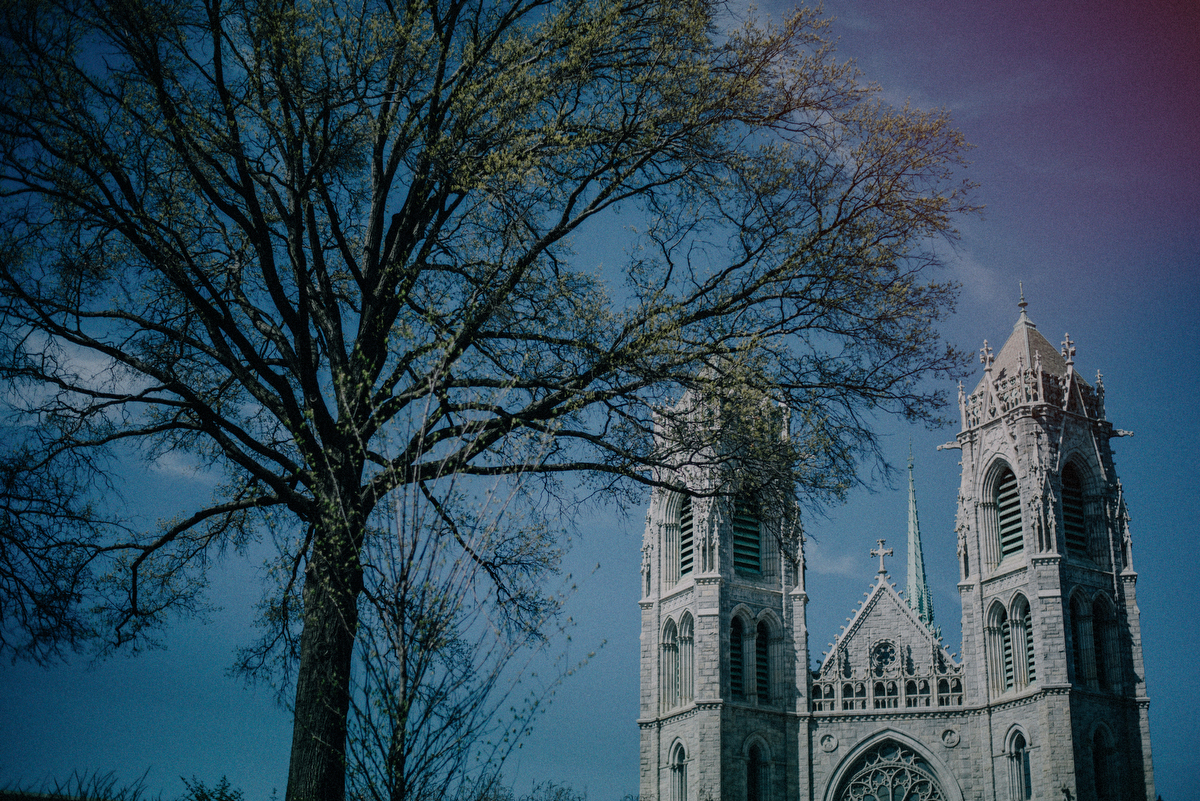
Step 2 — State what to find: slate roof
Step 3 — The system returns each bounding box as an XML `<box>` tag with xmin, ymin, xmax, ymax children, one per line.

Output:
<box><xmin>972</xmin><ymin>306</ymin><xmax>1088</xmax><ymax>397</ymax></box>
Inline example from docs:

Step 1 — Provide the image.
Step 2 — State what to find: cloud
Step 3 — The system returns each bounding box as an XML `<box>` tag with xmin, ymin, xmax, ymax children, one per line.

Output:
<box><xmin>805</xmin><ymin>539</ymin><xmax>861</xmax><ymax>577</ymax></box>
<box><xmin>944</xmin><ymin>245</ymin><xmax>1005</xmax><ymax>307</ymax></box>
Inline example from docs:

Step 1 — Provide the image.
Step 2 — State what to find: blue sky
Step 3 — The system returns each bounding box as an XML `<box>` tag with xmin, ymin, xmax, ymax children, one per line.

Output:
<box><xmin>3</xmin><ymin>1</ymin><xmax>1198</xmax><ymax>799</ymax></box>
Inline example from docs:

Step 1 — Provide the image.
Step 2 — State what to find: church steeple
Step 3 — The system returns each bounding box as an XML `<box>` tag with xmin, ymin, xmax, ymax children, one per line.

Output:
<box><xmin>904</xmin><ymin>445</ymin><xmax>934</xmax><ymax>629</ymax></box>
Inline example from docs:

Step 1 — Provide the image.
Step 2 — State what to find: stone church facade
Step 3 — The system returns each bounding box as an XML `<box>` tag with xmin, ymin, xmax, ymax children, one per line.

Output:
<box><xmin>637</xmin><ymin>302</ymin><xmax>1155</xmax><ymax>801</ymax></box>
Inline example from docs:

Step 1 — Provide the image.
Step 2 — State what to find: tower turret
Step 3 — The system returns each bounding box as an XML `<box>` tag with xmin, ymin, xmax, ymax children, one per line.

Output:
<box><xmin>953</xmin><ymin>293</ymin><xmax>1154</xmax><ymax>801</ymax></box>
<box><xmin>638</xmin><ymin>390</ymin><xmax>803</xmax><ymax>801</ymax></box>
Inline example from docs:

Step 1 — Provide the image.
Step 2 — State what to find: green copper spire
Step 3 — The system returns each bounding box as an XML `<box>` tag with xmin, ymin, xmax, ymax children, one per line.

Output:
<box><xmin>905</xmin><ymin>444</ymin><xmax>935</xmax><ymax>629</ymax></box>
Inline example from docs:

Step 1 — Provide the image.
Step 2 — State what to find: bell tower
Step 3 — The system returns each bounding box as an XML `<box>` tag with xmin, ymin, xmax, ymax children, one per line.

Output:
<box><xmin>951</xmin><ymin>295</ymin><xmax>1154</xmax><ymax>801</ymax></box>
<box><xmin>638</xmin><ymin>394</ymin><xmax>806</xmax><ymax>801</ymax></box>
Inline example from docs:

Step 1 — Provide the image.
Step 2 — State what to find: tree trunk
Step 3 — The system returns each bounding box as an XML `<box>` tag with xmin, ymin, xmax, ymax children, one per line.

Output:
<box><xmin>286</xmin><ymin>520</ymin><xmax>364</xmax><ymax>801</ymax></box>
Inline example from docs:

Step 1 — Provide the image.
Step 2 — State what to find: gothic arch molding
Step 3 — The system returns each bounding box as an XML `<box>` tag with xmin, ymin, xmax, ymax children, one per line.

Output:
<box><xmin>821</xmin><ymin>729</ymin><xmax>964</xmax><ymax>801</ymax></box>
<box><xmin>660</xmin><ymin>488</ymin><xmax>687</xmax><ymax>520</ymax></box>
<box><xmin>976</xmin><ymin>452</ymin><xmax>1017</xmax><ymax>500</ymax></box>
<box><xmin>1004</xmin><ymin>723</ymin><xmax>1031</xmax><ymax>750</ymax></box>
<box><xmin>729</xmin><ymin>603</ymin><xmax>755</xmax><ymax>624</ymax></box>
<box><xmin>753</xmin><ymin>607</ymin><xmax>782</xmax><ymax>630</ymax></box>
<box><xmin>741</xmin><ymin>733</ymin><xmax>773</xmax><ymax>761</ymax></box>
<box><xmin>1058</xmin><ymin>451</ymin><xmax>1098</xmax><ymax>491</ymax></box>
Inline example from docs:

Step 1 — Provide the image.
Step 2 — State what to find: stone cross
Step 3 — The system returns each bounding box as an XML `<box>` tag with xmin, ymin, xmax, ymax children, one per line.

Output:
<box><xmin>980</xmin><ymin>340</ymin><xmax>993</xmax><ymax>368</ymax></box>
<box><xmin>871</xmin><ymin>539</ymin><xmax>893</xmax><ymax>574</ymax></box>
<box><xmin>1061</xmin><ymin>334</ymin><xmax>1075</xmax><ymax>364</ymax></box>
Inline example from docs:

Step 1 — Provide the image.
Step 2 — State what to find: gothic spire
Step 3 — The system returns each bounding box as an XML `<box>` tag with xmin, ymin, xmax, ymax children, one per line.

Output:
<box><xmin>905</xmin><ymin>445</ymin><xmax>935</xmax><ymax>629</ymax></box>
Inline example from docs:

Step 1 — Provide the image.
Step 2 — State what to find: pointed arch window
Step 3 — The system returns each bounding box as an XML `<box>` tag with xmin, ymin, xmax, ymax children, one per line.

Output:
<box><xmin>987</xmin><ymin>602</ymin><xmax>1014</xmax><ymax>694</ymax></box>
<box><xmin>1023</xmin><ymin>601</ymin><xmax>1035</xmax><ymax>684</ymax></box>
<box><xmin>732</xmin><ymin>495</ymin><xmax>762</xmax><ymax>574</ymax></box>
<box><xmin>1071</xmin><ymin>593</ymin><xmax>1098</xmax><ymax>687</ymax></box>
<box><xmin>1011</xmin><ymin>595</ymin><xmax>1035</xmax><ymax>688</ymax></box>
<box><xmin>670</xmin><ymin>742</ymin><xmax>688</xmax><ymax>801</ymax></box>
<box><xmin>679</xmin><ymin>496</ymin><xmax>694</xmax><ymax>577</ymax></box>
<box><xmin>679</xmin><ymin>613</ymin><xmax>694</xmax><ymax>704</ymax></box>
<box><xmin>996</xmin><ymin>467</ymin><xmax>1024</xmax><ymax>560</ymax></box>
<box><xmin>755</xmin><ymin>621</ymin><xmax>770</xmax><ymax>703</ymax></box>
<box><xmin>1008</xmin><ymin>732</ymin><xmax>1033</xmax><ymax>801</ymax></box>
<box><xmin>1093</xmin><ymin>597</ymin><xmax>1120</xmax><ymax>692</ymax></box>
<box><xmin>1092</xmin><ymin>728</ymin><xmax>1119</xmax><ymax>801</ymax></box>
<box><xmin>662</xmin><ymin>619</ymin><xmax>679</xmax><ymax>709</ymax></box>
<box><xmin>747</xmin><ymin>743</ymin><xmax>767</xmax><ymax>801</ymax></box>
<box><xmin>730</xmin><ymin>616</ymin><xmax>745</xmax><ymax>699</ymax></box>
<box><xmin>1062</xmin><ymin>464</ymin><xmax>1088</xmax><ymax>558</ymax></box>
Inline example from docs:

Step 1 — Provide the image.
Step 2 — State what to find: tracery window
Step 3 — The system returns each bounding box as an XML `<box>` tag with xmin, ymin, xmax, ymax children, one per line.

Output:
<box><xmin>872</xmin><ymin>681</ymin><xmax>899</xmax><ymax>709</ymax></box>
<box><xmin>1008</xmin><ymin>732</ymin><xmax>1032</xmax><ymax>801</ymax></box>
<box><xmin>730</xmin><ymin>616</ymin><xmax>745</xmax><ymax>699</ymax></box>
<box><xmin>732</xmin><ymin>495</ymin><xmax>762</xmax><ymax>574</ymax></box>
<box><xmin>834</xmin><ymin>741</ymin><xmax>947</xmax><ymax>801</ymax></box>
<box><xmin>679</xmin><ymin>496</ymin><xmax>694</xmax><ymax>577</ymax></box>
<box><xmin>870</xmin><ymin>641</ymin><xmax>896</xmax><ymax>677</ymax></box>
<box><xmin>755</xmin><ymin>621</ymin><xmax>771</xmax><ymax>703</ymax></box>
<box><xmin>905</xmin><ymin>679</ymin><xmax>931</xmax><ymax>707</ymax></box>
<box><xmin>812</xmin><ymin>683</ymin><xmax>837</xmax><ymax>712</ymax></box>
<box><xmin>842</xmin><ymin>682</ymin><xmax>866</xmax><ymax>710</ymax></box>
<box><xmin>936</xmin><ymin>678</ymin><xmax>962</xmax><ymax>706</ymax></box>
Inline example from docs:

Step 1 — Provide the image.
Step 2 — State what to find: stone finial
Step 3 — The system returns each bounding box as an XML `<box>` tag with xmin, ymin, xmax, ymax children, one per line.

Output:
<box><xmin>1061</xmin><ymin>334</ymin><xmax>1076</xmax><ymax>365</ymax></box>
<box><xmin>871</xmin><ymin>539</ymin><xmax>893</xmax><ymax>574</ymax></box>
<box><xmin>980</xmin><ymin>340</ymin><xmax>994</xmax><ymax>368</ymax></box>
<box><xmin>1018</xmin><ymin>282</ymin><xmax>1027</xmax><ymax>313</ymax></box>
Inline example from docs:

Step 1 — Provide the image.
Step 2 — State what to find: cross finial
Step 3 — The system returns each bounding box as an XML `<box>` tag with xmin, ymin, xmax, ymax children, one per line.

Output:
<box><xmin>980</xmin><ymin>340</ymin><xmax>993</xmax><ymax>368</ymax></box>
<box><xmin>871</xmin><ymin>539</ymin><xmax>893</xmax><ymax>574</ymax></box>
<box><xmin>1061</xmin><ymin>334</ymin><xmax>1075</xmax><ymax>364</ymax></box>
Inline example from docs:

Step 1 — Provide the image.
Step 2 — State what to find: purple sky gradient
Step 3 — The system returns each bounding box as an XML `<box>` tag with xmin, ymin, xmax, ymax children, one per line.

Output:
<box><xmin>3</xmin><ymin>2</ymin><xmax>1197</xmax><ymax>799</ymax></box>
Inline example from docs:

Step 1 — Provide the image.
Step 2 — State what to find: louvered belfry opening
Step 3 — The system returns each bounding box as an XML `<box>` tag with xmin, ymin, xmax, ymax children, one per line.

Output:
<box><xmin>679</xmin><ymin>496</ymin><xmax>694</xmax><ymax>576</ymax></box>
<box><xmin>995</xmin><ymin>467</ymin><xmax>1024</xmax><ymax>560</ymax></box>
<box><xmin>732</xmin><ymin>494</ymin><xmax>762</xmax><ymax>574</ymax></box>
<box><xmin>756</xmin><ymin>621</ymin><xmax>770</xmax><ymax>702</ymax></box>
<box><xmin>1062</xmin><ymin>463</ymin><xmax>1088</xmax><ymax>557</ymax></box>
<box><xmin>1023</xmin><ymin>602</ymin><xmax>1036</xmax><ymax>683</ymax></box>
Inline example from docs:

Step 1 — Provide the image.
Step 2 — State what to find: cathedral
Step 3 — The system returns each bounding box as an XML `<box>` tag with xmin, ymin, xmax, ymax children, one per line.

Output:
<box><xmin>637</xmin><ymin>301</ymin><xmax>1155</xmax><ymax>801</ymax></box>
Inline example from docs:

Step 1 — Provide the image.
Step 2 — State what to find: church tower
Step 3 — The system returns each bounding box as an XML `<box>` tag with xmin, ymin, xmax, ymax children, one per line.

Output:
<box><xmin>638</xmin><ymin>396</ymin><xmax>806</xmax><ymax>801</ymax></box>
<box><xmin>952</xmin><ymin>295</ymin><xmax>1154</xmax><ymax>800</ymax></box>
<box><xmin>636</xmin><ymin>297</ymin><xmax>1155</xmax><ymax>801</ymax></box>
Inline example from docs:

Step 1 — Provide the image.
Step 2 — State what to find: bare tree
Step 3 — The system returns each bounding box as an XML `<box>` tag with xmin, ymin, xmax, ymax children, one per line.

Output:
<box><xmin>0</xmin><ymin>0</ymin><xmax>975</xmax><ymax>797</ymax></box>
<box><xmin>344</xmin><ymin>415</ymin><xmax>577</xmax><ymax>801</ymax></box>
